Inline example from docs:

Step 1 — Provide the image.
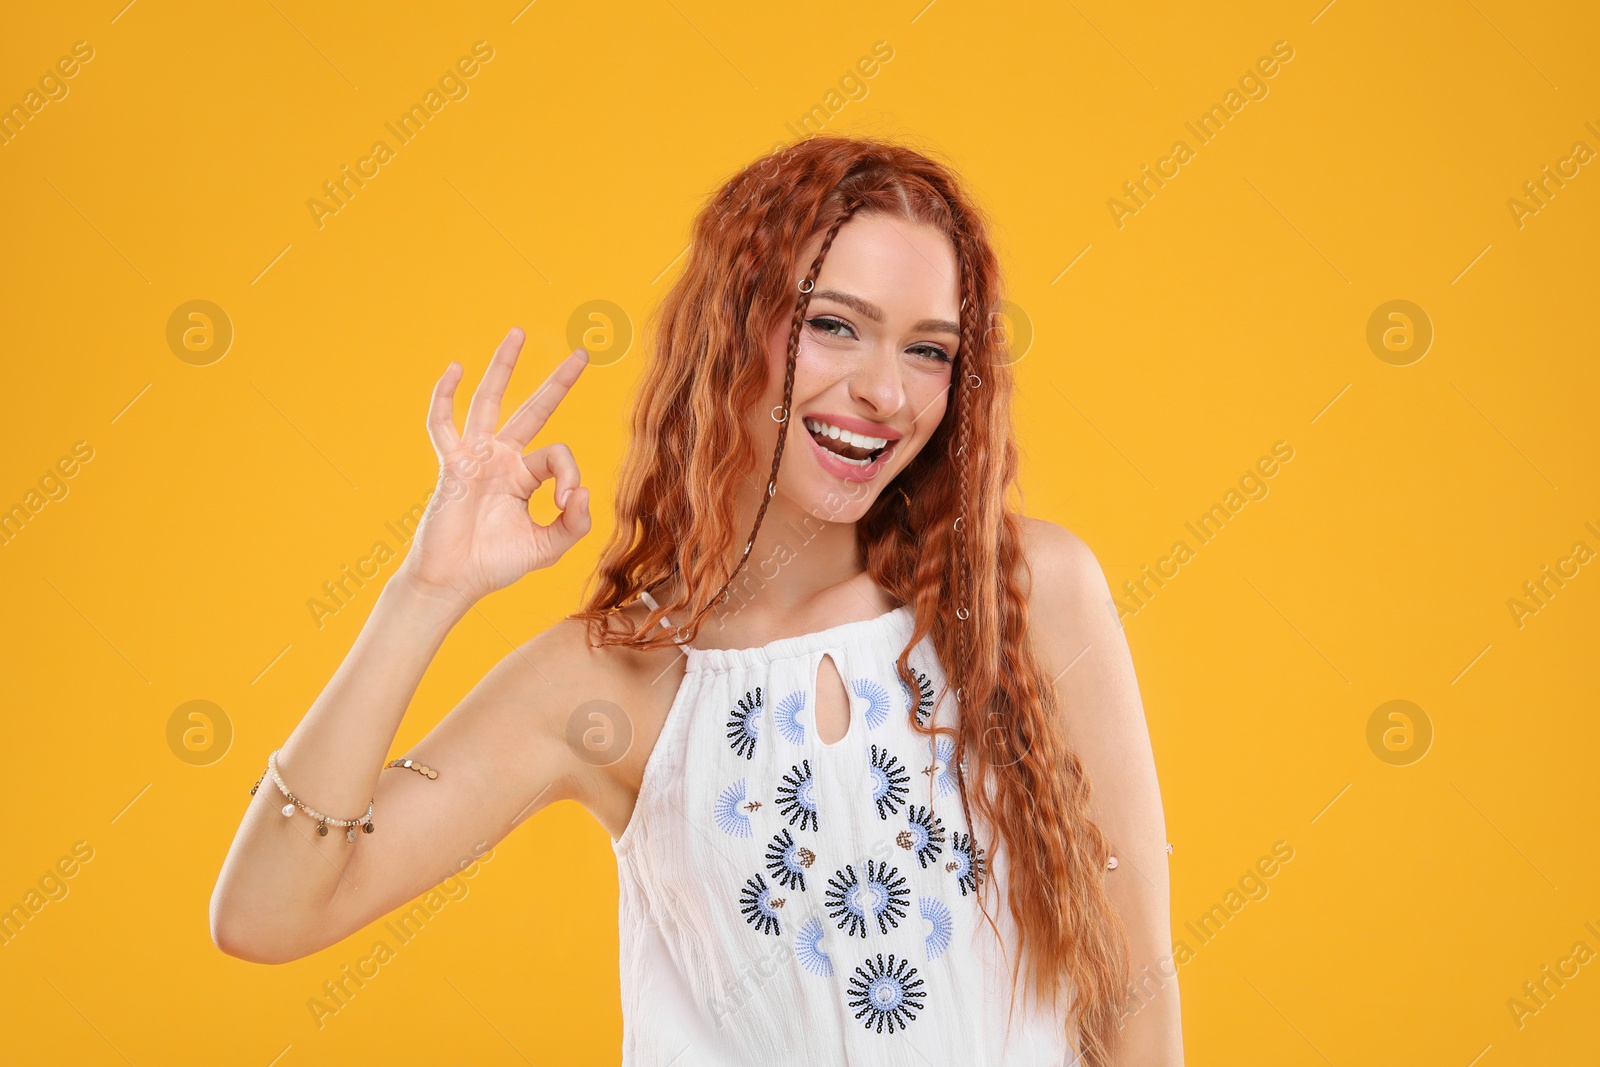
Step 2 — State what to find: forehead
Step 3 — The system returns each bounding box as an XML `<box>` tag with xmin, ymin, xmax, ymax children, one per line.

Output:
<box><xmin>808</xmin><ymin>213</ymin><xmax>960</xmax><ymax>313</ymax></box>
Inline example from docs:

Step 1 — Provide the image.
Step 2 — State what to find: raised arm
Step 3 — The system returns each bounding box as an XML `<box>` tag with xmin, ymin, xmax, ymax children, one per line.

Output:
<box><xmin>1021</xmin><ymin>516</ymin><xmax>1184</xmax><ymax>1064</ymax></box>
<box><xmin>209</xmin><ymin>328</ymin><xmax>594</xmax><ymax>964</ymax></box>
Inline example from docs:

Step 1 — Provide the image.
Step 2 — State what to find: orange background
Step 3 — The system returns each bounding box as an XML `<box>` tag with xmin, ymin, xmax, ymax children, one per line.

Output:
<box><xmin>2</xmin><ymin>1</ymin><xmax>1597</xmax><ymax>1063</ymax></box>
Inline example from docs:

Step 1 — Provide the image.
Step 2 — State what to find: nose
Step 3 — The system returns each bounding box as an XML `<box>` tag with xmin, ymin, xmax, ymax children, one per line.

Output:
<box><xmin>848</xmin><ymin>341</ymin><xmax>909</xmax><ymax>416</ymax></box>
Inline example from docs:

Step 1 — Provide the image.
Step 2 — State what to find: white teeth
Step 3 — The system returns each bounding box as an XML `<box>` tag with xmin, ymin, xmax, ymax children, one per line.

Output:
<box><xmin>803</xmin><ymin>417</ymin><xmax>889</xmax><ymax>451</ymax></box>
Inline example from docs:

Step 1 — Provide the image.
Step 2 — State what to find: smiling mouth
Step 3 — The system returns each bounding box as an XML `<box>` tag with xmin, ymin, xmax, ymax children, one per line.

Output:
<box><xmin>803</xmin><ymin>417</ymin><xmax>891</xmax><ymax>465</ymax></box>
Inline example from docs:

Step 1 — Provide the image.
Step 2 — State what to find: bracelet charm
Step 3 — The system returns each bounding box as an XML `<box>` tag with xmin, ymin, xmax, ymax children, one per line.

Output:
<box><xmin>253</xmin><ymin>749</ymin><xmax>376</xmax><ymax>842</ymax></box>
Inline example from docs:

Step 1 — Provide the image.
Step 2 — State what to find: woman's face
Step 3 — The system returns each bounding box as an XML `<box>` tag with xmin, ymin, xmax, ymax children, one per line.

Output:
<box><xmin>751</xmin><ymin>212</ymin><xmax>961</xmax><ymax>523</ymax></box>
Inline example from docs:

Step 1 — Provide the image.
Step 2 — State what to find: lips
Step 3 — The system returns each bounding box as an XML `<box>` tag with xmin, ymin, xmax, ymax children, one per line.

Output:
<box><xmin>803</xmin><ymin>427</ymin><xmax>898</xmax><ymax>483</ymax></box>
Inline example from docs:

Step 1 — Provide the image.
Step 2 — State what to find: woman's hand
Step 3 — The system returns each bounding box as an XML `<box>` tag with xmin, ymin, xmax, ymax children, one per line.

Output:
<box><xmin>398</xmin><ymin>327</ymin><xmax>592</xmax><ymax>606</ymax></box>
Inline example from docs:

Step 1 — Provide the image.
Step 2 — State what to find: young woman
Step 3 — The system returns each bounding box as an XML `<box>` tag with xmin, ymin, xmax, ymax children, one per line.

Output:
<box><xmin>211</xmin><ymin>135</ymin><xmax>1181</xmax><ymax>1065</ymax></box>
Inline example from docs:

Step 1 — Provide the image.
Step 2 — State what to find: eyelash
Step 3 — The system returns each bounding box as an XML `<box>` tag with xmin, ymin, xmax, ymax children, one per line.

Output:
<box><xmin>806</xmin><ymin>316</ymin><xmax>953</xmax><ymax>365</ymax></box>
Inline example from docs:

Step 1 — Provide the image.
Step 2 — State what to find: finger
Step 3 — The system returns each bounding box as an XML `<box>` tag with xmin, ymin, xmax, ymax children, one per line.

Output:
<box><xmin>426</xmin><ymin>361</ymin><xmax>465</xmax><ymax>458</ymax></box>
<box><xmin>463</xmin><ymin>327</ymin><xmax>526</xmax><ymax>440</ymax></box>
<box><xmin>499</xmin><ymin>348</ymin><xmax>589</xmax><ymax>452</ymax></box>
<box><xmin>541</xmin><ymin>486</ymin><xmax>592</xmax><ymax>557</ymax></box>
<box><xmin>521</xmin><ymin>443</ymin><xmax>581</xmax><ymax>507</ymax></box>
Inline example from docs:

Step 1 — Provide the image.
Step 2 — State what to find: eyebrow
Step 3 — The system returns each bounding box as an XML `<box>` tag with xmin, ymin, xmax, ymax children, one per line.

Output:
<box><xmin>811</xmin><ymin>289</ymin><xmax>961</xmax><ymax>338</ymax></box>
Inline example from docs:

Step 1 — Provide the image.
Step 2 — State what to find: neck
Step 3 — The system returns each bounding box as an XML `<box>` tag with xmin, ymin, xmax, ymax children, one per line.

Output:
<box><xmin>662</xmin><ymin>481</ymin><xmax>893</xmax><ymax>638</ymax></box>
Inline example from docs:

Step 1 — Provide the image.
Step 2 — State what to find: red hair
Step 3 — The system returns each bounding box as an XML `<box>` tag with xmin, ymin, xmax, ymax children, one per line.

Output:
<box><xmin>570</xmin><ymin>133</ymin><xmax>1130</xmax><ymax>1064</ymax></box>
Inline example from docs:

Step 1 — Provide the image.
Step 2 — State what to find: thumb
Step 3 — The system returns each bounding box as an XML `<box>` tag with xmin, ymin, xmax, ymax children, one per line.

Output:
<box><xmin>549</xmin><ymin>486</ymin><xmax>591</xmax><ymax>549</ymax></box>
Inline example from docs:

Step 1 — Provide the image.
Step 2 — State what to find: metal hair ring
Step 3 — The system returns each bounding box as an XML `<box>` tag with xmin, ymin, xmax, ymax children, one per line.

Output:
<box><xmin>953</xmin><ymin>516</ymin><xmax>965</xmax><ymax>532</ymax></box>
<box><xmin>767</xmin><ymin>481</ymin><xmax>777</xmax><ymax>497</ymax></box>
<box><xmin>771</xmin><ymin>405</ymin><xmax>788</xmax><ymax>422</ymax></box>
<box><xmin>798</xmin><ymin>278</ymin><xmax>814</xmax><ymax>293</ymax></box>
<box><xmin>967</xmin><ymin>373</ymin><xmax>982</xmax><ymax>389</ymax></box>
<box><xmin>956</xmin><ymin>607</ymin><xmax>970</xmax><ymax>620</ymax></box>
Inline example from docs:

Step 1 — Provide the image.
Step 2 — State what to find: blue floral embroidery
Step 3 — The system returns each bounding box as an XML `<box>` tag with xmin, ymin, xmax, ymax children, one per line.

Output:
<box><xmin>825</xmin><ymin>859</ymin><xmax>909</xmax><ymax>938</ymax></box>
<box><xmin>775</xmin><ymin>760</ymin><xmax>819</xmax><ymax>832</ymax></box>
<box><xmin>896</xmin><ymin>804</ymin><xmax>946</xmax><ymax>869</ymax></box>
<box><xmin>867</xmin><ymin>744</ymin><xmax>910</xmax><ymax>820</ymax></box>
<box><xmin>739</xmin><ymin>872</ymin><xmax>785</xmax><ymax>936</ymax></box>
<box><xmin>928</xmin><ymin>736</ymin><xmax>958</xmax><ymax>798</ymax></box>
<box><xmin>726</xmin><ymin>688</ymin><xmax>763</xmax><ymax>760</ymax></box>
<box><xmin>714</xmin><ymin>778</ymin><xmax>753</xmax><ymax>838</ymax></box>
<box><xmin>852</xmin><ymin>678</ymin><xmax>892</xmax><ymax>730</ymax></box>
<box><xmin>919</xmin><ymin>896</ymin><xmax>953</xmax><ymax>960</ymax></box>
<box><xmin>896</xmin><ymin>666</ymin><xmax>936</xmax><ymax>727</ymax></box>
<box><xmin>773</xmin><ymin>690</ymin><xmax>806</xmax><ymax>745</ymax></box>
<box><xmin>847</xmin><ymin>953</ymin><xmax>926</xmax><ymax>1033</ymax></box>
<box><xmin>948</xmin><ymin>830</ymin><xmax>987</xmax><ymax>897</ymax></box>
<box><xmin>765</xmin><ymin>828</ymin><xmax>815</xmax><ymax>891</ymax></box>
<box><xmin>795</xmin><ymin>916</ymin><xmax>833</xmax><ymax>977</ymax></box>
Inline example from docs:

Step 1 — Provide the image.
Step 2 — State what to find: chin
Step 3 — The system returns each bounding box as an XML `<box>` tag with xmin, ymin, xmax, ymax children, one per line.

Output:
<box><xmin>791</xmin><ymin>473</ymin><xmax>883</xmax><ymax>523</ymax></box>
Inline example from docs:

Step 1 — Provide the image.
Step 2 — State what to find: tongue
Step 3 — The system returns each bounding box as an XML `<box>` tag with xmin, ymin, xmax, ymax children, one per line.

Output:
<box><xmin>813</xmin><ymin>430</ymin><xmax>875</xmax><ymax>461</ymax></box>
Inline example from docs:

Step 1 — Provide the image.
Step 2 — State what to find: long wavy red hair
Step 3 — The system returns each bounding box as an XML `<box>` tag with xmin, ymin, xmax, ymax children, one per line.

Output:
<box><xmin>569</xmin><ymin>133</ymin><xmax>1130</xmax><ymax>1063</ymax></box>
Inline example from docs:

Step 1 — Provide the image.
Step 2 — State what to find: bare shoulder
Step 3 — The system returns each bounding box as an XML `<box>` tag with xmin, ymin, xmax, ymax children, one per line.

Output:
<box><xmin>413</xmin><ymin>602</ymin><xmax>681</xmax><ymax>839</ymax></box>
<box><xmin>1012</xmin><ymin>513</ymin><xmax>1155</xmax><ymax>805</ymax></box>
<box><xmin>1014</xmin><ymin>514</ymin><xmax>1104</xmax><ymax>585</ymax></box>
<box><xmin>498</xmin><ymin>603</ymin><xmax>685</xmax><ymax>838</ymax></box>
<box><xmin>1012</xmin><ymin>515</ymin><xmax>1121</xmax><ymax>674</ymax></box>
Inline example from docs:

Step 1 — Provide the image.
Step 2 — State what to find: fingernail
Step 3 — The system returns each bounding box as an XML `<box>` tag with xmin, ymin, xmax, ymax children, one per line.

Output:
<box><xmin>558</xmin><ymin>488</ymin><xmax>573</xmax><ymax>508</ymax></box>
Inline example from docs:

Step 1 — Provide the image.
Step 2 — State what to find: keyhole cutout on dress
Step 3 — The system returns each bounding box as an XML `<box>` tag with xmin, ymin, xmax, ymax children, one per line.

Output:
<box><xmin>814</xmin><ymin>652</ymin><xmax>851</xmax><ymax>746</ymax></box>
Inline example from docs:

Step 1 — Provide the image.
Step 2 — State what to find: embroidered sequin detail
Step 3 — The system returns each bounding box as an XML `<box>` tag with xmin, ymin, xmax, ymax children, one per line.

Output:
<box><xmin>825</xmin><ymin>859</ymin><xmax>909</xmax><ymax>938</ymax></box>
<box><xmin>714</xmin><ymin>778</ymin><xmax>753</xmax><ymax>838</ymax></box>
<box><xmin>726</xmin><ymin>688</ymin><xmax>763</xmax><ymax>760</ymax></box>
<box><xmin>928</xmin><ymin>736</ymin><xmax>958</xmax><ymax>798</ymax></box>
<box><xmin>847</xmin><ymin>953</ymin><xmax>925</xmax><ymax>1034</ymax></box>
<box><xmin>765</xmin><ymin>828</ymin><xmax>815</xmax><ymax>891</ymax></box>
<box><xmin>795</xmin><ymin>915</ymin><xmax>833</xmax><ymax>977</ymax></box>
<box><xmin>852</xmin><ymin>678</ymin><xmax>892</xmax><ymax>730</ymax></box>
<box><xmin>775</xmin><ymin>759</ymin><xmax>819</xmax><ymax>832</ymax></box>
<box><xmin>773</xmin><ymin>690</ymin><xmax>806</xmax><ymax>745</ymax></box>
<box><xmin>739</xmin><ymin>872</ymin><xmax>785</xmax><ymax>936</ymax></box>
<box><xmin>896</xmin><ymin>666</ymin><xmax>936</xmax><ymax>727</ymax></box>
<box><xmin>897</xmin><ymin>804</ymin><xmax>946</xmax><ymax>869</ymax></box>
<box><xmin>919</xmin><ymin>896</ymin><xmax>954</xmax><ymax>960</ymax></box>
<box><xmin>948</xmin><ymin>830</ymin><xmax>987</xmax><ymax>897</ymax></box>
<box><xmin>867</xmin><ymin>744</ymin><xmax>910</xmax><ymax>820</ymax></box>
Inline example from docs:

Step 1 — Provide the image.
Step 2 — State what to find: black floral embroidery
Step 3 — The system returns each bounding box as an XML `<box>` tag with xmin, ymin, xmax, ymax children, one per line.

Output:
<box><xmin>896</xmin><ymin>804</ymin><xmax>946</xmax><ymax>869</ymax></box>
<box><xmin>825</xmin><ymin>859</ymin><xmax>909</xmax><ymax>938</ymax></box>
<box><xmin>947</xmin><ymin>830</ymin><xmax>987</xmax><ymax>897</ymax></box>
<box><xmin>765</xmin><ymin>828</ymin><xmax>816</xmax><ymax>891</ymax></box>
<box><xmin>775</xmin><ymin>759</ymin><xmax>819</xmax><ymax>832</ymax></box>
<box><xmin>867</xmin><ymin>744</ymin><xmax>909</xmax><ymax>820</ymax></box>
<box><xmin>739</xmin><ymin>872</ymin><xmax>785</xmax><ymax>936</ymax></box>
<box><xmin>847</xmin><ymin>952</ymin><xmax>926</xmax><ymax>1033</ymax></box>
<box><xmin>896</xmin><ymin>666</ymin><xmax>936</xmax><ymax>727</ymax></box>
<box><xmin>726</xmin><ymin>687</ymin><xmax>763</xmax><ymax>760</ymax></box>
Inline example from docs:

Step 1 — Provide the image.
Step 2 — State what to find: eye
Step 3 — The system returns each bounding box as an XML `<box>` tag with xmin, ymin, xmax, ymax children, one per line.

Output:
<box><xmin>806</xmin><ymin>315</ymin><xmax>856</xmax><ymax>339</ymax></box>
<box><xmin>807</xmin><ymin>315</ymin><xmax>953</xmax><ymax>365</ymax></box>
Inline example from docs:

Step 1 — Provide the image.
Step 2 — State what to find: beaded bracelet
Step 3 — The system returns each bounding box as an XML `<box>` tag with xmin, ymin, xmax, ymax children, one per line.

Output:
<box><xmin>247</xmin><ymin>751</ymin><xmax>443</xmax><ymax>841</ymax></box>
<box><xmin>249</xmin><ymin>749</ymin><xmax>375</xmax><ymax>843</ymax></box>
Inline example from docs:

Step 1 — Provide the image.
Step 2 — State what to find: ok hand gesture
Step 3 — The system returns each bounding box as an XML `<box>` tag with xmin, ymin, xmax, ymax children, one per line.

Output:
<box><xmin>399</xmin><ymin>327</ymin><xmax>592</xmax><ymax>605</ymax></box>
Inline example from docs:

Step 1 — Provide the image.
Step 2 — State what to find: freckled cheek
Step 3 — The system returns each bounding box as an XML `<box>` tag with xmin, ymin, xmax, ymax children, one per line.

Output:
<box><xmin>911</xmin><ymin>382</ymin><xmax>951</xmax><ymax>435</ymax></box>
<box><xmin>783</xmin><ymin>339</ymin><xmax>851</xmax><ymax>400</ymax></box>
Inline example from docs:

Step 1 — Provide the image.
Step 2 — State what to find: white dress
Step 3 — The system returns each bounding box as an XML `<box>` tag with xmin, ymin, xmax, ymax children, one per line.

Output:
<box><xmin>612</xmin><ymin>591</ymin><xmax>1079</xmax><ymax>1065</ymax></box>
